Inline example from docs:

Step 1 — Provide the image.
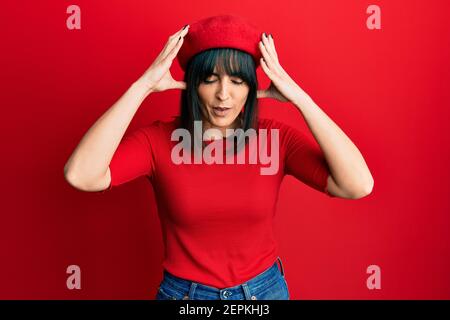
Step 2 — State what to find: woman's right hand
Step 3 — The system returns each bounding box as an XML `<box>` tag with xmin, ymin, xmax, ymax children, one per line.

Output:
<box><xmin>138</xmin><ymin>25</ymin><xmax>190</xmax><ymax>93</ymax></box>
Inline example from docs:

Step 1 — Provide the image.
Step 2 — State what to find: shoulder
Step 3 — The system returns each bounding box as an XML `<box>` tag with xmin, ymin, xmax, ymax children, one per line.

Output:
<box><xmin>140</xmin><ymin>116</ymin><xmax>180</xmax><ymax>135</ymax></box>
<box><xmin>256</xmin><ymin>117</ymin><xmax>298</xmax><ymax>135</ymax></box>
<box><xmin>256</xmin><ymin>117</ymin><xmax>314</xmax><ymax>148</ymax></box>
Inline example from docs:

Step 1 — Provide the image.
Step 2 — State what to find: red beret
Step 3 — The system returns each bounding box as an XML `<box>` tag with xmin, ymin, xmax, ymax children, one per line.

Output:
<box><xmin>177</xmin><ymin>15</ymin><xmax>262</xmax><ymax>72</ymax></box>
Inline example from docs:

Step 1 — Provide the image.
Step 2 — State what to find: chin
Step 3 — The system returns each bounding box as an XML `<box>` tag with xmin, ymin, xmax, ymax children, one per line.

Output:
<box><xmin>209</xmin><ymin>117</ymin><xmax>234</xmax><ymax>128</ymax></box>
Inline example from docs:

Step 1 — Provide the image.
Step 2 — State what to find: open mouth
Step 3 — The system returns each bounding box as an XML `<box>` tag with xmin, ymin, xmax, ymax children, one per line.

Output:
<box><xmin>212</xmin><ymin>106</ymin><xmax>231</xmax><ymax>117</ymax></box>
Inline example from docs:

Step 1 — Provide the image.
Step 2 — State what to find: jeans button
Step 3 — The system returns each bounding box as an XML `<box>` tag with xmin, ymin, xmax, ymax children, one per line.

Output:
<box><xmin>221</xmin><ymin>290</ymin><xmax>232</xmax><ymax>299</ymax></box>
<box><xmin>251</xmin><ymin>295</ymin><xmax>257</xmax><ymax>300</ymax></box>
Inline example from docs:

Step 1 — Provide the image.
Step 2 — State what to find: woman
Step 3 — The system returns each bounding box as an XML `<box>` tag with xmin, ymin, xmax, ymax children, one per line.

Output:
<box><xmin>64</xmin><ymin>15</ymin><xmax>374</xmax><ymax>300</ymax></box>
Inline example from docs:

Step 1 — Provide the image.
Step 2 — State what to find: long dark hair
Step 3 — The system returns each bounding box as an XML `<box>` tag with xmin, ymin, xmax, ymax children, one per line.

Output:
<box><xmin>179</xmin><ymin>48</ymin><xmax>259</xmax><ymax>154</ymax></box>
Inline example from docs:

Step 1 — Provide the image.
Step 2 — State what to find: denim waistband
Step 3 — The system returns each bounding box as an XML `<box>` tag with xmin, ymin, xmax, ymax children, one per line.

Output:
<box><xmin>160</xmin><ymin>256</ymin><xmax>286</xmax><ymax>300</ymax></box>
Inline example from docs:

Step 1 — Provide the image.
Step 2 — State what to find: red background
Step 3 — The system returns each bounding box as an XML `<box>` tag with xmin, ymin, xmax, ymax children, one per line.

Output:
<box><xmin>1</xmin><ymin>0</ymin><xmax>449</xmax><ymax>299</ymax></box>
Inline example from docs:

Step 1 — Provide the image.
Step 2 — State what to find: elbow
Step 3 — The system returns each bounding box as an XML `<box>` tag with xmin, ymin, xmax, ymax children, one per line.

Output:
<box><xmin>64</xmin><ymin>165</ymin><xmax>89</xmax><ymax>192</ymax></box>
<box><xmin>64</xmin><ymin>166</ymin><xmax>82</xmax><ymax>190</ymax></box>
<box><xmin>349</xmin><ymin>177</ymin><xmax>374</xmax><ymax>199</ymax></box>
<box><xmin>64</xmin><ymin>163</ymin><xmax>110</xmax><ymax>192</ymax></box>
<box><xmin>64</xmin><ymin>163</ymin><xmax>73</xmax><ymax>185</ymax></box>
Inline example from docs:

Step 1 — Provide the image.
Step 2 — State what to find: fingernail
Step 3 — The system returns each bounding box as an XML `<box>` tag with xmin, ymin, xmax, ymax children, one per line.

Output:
<box><xmin>263</xmin><ymin>32</ymin><xmax>267</xmax><ymax>38</ymax></box>
<box><xmin>178</xmin><ymin>36</ymin><xmax>181</xmax><ymax>40</ymax></box>
<box><xmin>182</xmin><ymin>24</ymin><xmax>188</xmax><ymax>30</ymax></box>
<box><xmin>269</xmin><ymin>34</ymin><xmax>273</xmax><ymax>39</ymax></box>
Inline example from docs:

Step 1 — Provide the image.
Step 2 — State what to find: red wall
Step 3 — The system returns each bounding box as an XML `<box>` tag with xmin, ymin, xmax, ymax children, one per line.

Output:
<box><xmin>1</xmin><ymin>0</ymin><xmax>449</xmax><ymax>299</ymax></box>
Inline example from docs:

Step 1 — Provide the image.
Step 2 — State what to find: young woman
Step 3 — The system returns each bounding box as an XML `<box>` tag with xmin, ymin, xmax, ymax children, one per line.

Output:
<box><xmin>64</xmin><ymin>15</ymin><xmax>374</xmax><ymax>300</ymax></box>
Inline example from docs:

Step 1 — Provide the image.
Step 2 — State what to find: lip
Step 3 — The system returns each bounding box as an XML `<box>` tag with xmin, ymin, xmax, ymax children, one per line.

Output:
<box><xmin>212</xmin><ymin>106</ymin><xmax>232</xmax><ymax>117</ymax></box>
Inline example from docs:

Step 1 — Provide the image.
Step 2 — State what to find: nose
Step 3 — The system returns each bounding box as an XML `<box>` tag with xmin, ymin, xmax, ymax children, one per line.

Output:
<box><xmin>216</xmin><ymin>81</ymin><xmax>231</xmax><ymax>101</ymax></box>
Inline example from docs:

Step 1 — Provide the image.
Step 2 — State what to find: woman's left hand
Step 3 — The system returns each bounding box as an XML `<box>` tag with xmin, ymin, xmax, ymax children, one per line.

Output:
<box><xmin>256</xmin><ymin>33</ymin><xmax>304</xmax><ymax>103</ymax></box>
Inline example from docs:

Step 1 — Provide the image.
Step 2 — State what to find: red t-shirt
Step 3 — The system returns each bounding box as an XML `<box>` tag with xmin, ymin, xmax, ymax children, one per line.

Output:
<box><xmin>103</xmin><ymin>116</ymin><xmax>334</xmax><ymax>288</ymax></box>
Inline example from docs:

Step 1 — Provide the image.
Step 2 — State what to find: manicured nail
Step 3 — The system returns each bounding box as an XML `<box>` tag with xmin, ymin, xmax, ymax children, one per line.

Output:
<box><xmin>263</xmin><ymin>32</ymin><xmax>267</xmax><ymax>38</ymax></box>
<box><xmin>269</xmin><ymin>34</ymin><xmax>273</xmax><ymax>39</ymax></box>
<box><xmin>178</xmin><ymin>36</ymin><xmax>181</xmax><ymax>40</ymax></box>
<box><xmin>182</xmin><ymin>24</ymin><xmax>188</xmax><ymax>30</ymax></box>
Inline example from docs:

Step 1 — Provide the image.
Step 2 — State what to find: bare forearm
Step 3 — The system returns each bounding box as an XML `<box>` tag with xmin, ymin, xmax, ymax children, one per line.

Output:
<box><xmin>292</xmin><ymin>90</ymin><xmax>374</xmax><ymax>196</ymax></box>
<box><xmin>64</xmin><ymin>79</ymin><xmax>152</xmax><ymax>187</ymax></box>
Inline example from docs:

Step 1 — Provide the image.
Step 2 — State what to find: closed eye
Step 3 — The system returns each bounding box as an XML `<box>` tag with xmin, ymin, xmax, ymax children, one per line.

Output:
<box><xmin>203</xmin><ymin>79</ymin><xmax>245</xmax><ymax>85</ymax></box>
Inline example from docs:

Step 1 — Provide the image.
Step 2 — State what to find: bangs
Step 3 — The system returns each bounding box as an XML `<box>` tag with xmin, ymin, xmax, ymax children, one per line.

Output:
<box><xmin>191</xmin><ymin>48</ymin><xmax>255</xmax><ymax>85</ymax></box>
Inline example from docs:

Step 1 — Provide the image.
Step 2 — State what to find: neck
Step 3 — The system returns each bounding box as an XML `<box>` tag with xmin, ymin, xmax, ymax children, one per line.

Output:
<box><xmin>202</xmin><ymin>117</ymin><xmax>241</xmax><ymax>140</ymax></box>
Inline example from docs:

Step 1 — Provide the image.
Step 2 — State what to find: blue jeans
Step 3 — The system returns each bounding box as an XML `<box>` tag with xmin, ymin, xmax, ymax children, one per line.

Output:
<box><xmin>155</xmin><ymin>256</ymin><xmax>290</xmax><ymax>300</ymax></box>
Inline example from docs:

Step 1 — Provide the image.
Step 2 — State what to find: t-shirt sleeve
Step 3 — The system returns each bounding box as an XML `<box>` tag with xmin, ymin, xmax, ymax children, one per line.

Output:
<box><xmin>282</xmin><ymin>122</ymin><xmax>335</xmax><ymax>197</ymax></box>
<box><xmin>99</xmin><ymin>124</ymin><xmax>156</xmax><ymax>193</ymax></box>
